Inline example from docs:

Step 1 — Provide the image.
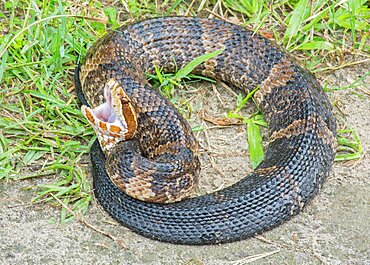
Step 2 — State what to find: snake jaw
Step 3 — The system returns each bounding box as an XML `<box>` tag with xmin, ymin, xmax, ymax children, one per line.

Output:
<box><xmin>82</xmin><ymin>79</ymin><xmax>138</xmax><ymax>153</ymax></box>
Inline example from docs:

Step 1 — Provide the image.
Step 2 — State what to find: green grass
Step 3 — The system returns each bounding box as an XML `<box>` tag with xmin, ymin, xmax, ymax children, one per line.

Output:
<box><xmin>148</xmin><ymin>48</ymin><xmax>224</xmax><ymax>98</ymax></box>
<box><xmin>0</xmin><ymin>0</ymin><xmax>369</xmax><ymax>221</ymax></box>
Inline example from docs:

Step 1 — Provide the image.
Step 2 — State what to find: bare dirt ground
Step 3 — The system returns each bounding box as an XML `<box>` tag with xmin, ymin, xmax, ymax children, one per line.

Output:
<box><xmin>0</xmin><ymin>62</ymin><xmax>369</xmax><ymax>264</ymax></box>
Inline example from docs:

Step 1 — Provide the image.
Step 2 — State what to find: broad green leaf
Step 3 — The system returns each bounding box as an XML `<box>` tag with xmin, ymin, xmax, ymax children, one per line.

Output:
<box><xmin>247</xmin><ymin>120</ymin><xmax>264</xmax><ymax>169</ymax></box>
<box><xmin>284</xmin><ymin>0</ymin><xmax>309</xmax><ymax>47</ymax></box>
<box><xmin>335</xmin><ymin>153</ymin><xmax>362</xmax><ymax>161</ymax></box>
<box><xmin>192</xmin><ymin>125</ymin><xmax>204</xmax><ymax>132</ymax></box>
<box><xmin>0</xmin><ymin>50</ymin><xmax>7</xmax><ymax>82</ymax></box>
<box><xmin>296</xmin><ymin>41</ymin><xmax>334</xmax><ymax>50</ymax></box>
<box><xmin>175</xmin><ymin>48</ymin><xmax>224</xmax><ymax>79</ymax></box>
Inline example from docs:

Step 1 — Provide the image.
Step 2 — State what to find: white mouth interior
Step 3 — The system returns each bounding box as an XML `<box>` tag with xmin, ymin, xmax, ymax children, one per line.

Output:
<box><xmin>92</xmin><ymin>84</ymin><xmax>125</xmax><ymax>127</ymax></box>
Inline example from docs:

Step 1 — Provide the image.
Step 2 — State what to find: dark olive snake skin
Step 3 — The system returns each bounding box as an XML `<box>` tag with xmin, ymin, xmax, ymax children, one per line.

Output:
<box><xmin>75</xmin><ymin>17</ymin><xmax>337</xmax><ymax>245</ymax></box>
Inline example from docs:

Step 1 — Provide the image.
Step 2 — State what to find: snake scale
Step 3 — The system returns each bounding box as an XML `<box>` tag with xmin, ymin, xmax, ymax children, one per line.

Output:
<box><xmin>74</xmin><ymin>17</ymin><xmax>337</xmax><ymax>245</ymax></box>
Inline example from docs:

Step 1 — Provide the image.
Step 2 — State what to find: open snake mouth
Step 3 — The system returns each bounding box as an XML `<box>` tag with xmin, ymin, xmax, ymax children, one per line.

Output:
<box><xmin>91</xmin><ymin>84</ymin><xmax>122</xmax><ymax>124</ymax></box>
<box><xmin>81</xmin><ymin>79</ymin><xmax>138</xmax><ymax>152</ymax></box>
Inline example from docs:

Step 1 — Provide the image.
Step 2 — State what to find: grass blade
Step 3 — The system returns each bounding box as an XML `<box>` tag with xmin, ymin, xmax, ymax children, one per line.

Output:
<box><xmin>175</xmin><ymin>48</ymin><xmax>224</xmax><ymax>79</ymax></box>
<box><xmin>284</xmin><ymin>0</ymin><xmax>309</xmax><ymax>48</ymax></box>
<box><xmin>247</xmin><ymin>119</ymin><xmax>264</xmax><ymax>169</ymax></box>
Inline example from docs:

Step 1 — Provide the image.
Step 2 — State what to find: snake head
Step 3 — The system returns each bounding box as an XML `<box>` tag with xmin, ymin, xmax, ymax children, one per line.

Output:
<box><xmin>82</xmin><ymin>78</ymin><xmax>138</xmax><ymax>153</ymax></box>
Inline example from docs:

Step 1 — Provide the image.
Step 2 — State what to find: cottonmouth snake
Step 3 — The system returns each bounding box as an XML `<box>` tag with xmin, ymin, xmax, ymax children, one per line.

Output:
<box><xmin>74</xmin><ymin>17</ymin><xmax>336</xmax><ymax>245</ymax></box>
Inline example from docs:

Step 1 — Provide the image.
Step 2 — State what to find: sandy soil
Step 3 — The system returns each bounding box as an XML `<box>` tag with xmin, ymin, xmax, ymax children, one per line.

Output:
<box><xmin>0</xmin><ymin>61</ymin><xmax>369</xmax><ymax>264</ymax></box>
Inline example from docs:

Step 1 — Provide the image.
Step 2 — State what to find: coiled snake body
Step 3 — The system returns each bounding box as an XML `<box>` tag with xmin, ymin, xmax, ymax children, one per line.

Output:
<box><xmin>75</xmin><ymin>17</ymin><xmax>336</xmax><ymax>244</ymax></box>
